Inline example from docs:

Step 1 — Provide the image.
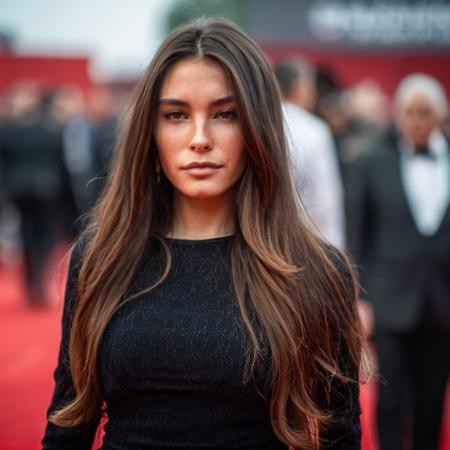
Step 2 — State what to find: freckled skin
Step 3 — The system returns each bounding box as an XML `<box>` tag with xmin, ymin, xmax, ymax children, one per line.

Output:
<box><xmin>154</xmin><ymin>57</ymin><xmax>246</xmax><ymax>203</ymax></box>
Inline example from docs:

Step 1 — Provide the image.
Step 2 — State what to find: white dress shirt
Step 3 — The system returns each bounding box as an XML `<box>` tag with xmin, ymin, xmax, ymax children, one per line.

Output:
<box><xmin>283</xmin><ymin>102</ymin><xmax>345</xmax><ymax>249</ymax></box>
<box><xmin>399</xmin><ymin>129</ymin><xmax>450</xmax><ymax>236</ymax></box>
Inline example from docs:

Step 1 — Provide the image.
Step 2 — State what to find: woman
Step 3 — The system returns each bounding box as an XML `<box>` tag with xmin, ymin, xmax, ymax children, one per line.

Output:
<box><xmin>42</xmin><ymin>18</ymin><xmax>363</xmax><ymax>450</ymax></box>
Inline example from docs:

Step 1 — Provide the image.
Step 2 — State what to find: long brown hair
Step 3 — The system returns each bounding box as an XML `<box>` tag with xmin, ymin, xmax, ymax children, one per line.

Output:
<box><xmin>50</xmin><ymin>17</ymin><xmax>363</xmax><ymax>449</ymax></box>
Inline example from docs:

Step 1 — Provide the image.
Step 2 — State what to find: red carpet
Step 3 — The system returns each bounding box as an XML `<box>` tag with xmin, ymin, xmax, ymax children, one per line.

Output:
<box><xmin>0</xmin><ymin>249</ymin><xmax>449</xmax><ymax>450</ymax></box>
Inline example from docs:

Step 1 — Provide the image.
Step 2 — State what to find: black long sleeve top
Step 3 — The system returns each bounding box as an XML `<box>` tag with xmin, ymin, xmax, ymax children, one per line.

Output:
<box><xmin>42</xmin><ymin>235</ymin><xmax>361</xmax><ymax>450</ymax></box>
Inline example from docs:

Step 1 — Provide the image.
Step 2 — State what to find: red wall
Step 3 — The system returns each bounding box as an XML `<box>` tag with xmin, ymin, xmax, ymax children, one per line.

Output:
<box><xmin>264</xmin><ymin>45</ymin><xmax>450</xmax><ymax>99</ymax></box>
<box><xmin>0</xmin><ymin>53</ymin><xmax>91</xmax><ymax>94</ymax></box>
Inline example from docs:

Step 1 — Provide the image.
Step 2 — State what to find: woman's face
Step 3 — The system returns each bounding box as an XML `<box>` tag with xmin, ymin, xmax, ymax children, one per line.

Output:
<box><xmin>155</xmin><ymin>57</ymin><xmax>246</xmax><ymax>202</ymax></box>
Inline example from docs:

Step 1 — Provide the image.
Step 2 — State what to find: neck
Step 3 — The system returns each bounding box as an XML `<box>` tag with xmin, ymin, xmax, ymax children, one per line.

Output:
<box><xmin>168</xmin><ymin>192</ymin><xmax>235</xmax><ymax>240</ymax></box>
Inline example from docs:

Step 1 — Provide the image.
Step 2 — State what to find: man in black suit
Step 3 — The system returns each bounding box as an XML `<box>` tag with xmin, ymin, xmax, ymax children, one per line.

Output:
<box><xmin>346</xmin><ymin>74</ymin><xmax>450</xmax><ymax>450</ymax></box>
<box><xmin>0</xmin><ymin>83</ymin><xmax>70</xmax><ymax>307</ymax></box>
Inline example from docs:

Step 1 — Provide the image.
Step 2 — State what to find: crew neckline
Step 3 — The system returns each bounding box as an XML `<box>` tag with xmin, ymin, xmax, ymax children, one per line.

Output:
<box><xmin>165</xmin><ymin>235</ymin><xmax>235</xmax><ymax>245</ymax></box>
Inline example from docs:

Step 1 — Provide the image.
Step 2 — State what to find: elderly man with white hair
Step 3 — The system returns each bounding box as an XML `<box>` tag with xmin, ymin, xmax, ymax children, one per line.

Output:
<box><xmin>346</xmin><ymin>73</ymin><xmax>450</xmax><ymax>450</ymax></box>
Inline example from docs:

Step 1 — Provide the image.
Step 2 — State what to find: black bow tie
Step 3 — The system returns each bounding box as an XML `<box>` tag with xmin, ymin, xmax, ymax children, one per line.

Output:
<box><xmin>414</xmin><ymin>146</ymin><xmax>436</xmax><ymax>160</ymax></box>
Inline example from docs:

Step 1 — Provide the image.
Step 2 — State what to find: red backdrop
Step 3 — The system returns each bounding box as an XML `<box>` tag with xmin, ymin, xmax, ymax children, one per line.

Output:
<box><xmin>264</xmin><ymin>45</ymin><xmax>450</xmax><ymax>98</ymax></box>
<box><xmin>0</xmin><ymin>53</ymin><xmax>91</xmax><ymax>94</ymax></box>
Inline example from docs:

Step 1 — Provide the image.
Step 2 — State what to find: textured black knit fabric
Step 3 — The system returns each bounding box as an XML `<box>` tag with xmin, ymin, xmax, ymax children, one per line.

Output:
<box><xmin>42</xmin><ymin>235</ymin><xmax>361</xmax><ymax>450</ymax></box>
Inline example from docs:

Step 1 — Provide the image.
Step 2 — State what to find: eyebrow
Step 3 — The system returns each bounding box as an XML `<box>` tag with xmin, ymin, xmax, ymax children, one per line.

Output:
<box><xmin>158</xmin><ymin>95</ymin><xmax>236</xmax><ymax>107</ymax></box>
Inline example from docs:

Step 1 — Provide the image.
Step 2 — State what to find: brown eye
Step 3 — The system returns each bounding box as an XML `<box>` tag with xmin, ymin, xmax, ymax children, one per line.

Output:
<box><xmin>165</xmin><ymin>110</ymin><xmax>186</xmax><ymax>120</ymax></box>
<box><xmin>215</xmin><ymin>109</ymin><xmax>237</xmax><ymax>120</ymax></box>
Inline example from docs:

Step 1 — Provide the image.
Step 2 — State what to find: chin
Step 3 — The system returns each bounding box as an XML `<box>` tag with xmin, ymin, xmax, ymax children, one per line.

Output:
<box><xmin>178</xmin><ymin>185</ymin><xmax>230</xmax><ymax>200</ymax></box>
<box><xmin>187</xmin><ymin>190</ymin><xmax>222</xmax><ymax>200</ymax></box>
<box><xmin>411</xmin><ymin>137</ymin><xmax>429</xmax><ymax>147</ymax></box>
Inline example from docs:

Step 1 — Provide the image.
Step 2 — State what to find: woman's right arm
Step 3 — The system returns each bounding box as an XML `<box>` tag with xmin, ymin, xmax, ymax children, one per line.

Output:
<box><xmin>42</xmin><ymin>236</ymin><xmax>100</xmax><ymax>449</ymax></box>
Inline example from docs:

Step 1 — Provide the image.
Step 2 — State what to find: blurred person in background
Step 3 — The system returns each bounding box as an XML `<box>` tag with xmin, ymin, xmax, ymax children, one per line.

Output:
<box><xmin>51</xmin><ymin>85</ymin><xmax>118</xmax><ymax>235</ymax></box>
<box><xmin>277</xmin><ymin>58</ymin><xmax>317</xmax><ymax>113</ymax></box>
<box><xmin>349</xmin><ymin>80</ymin><xmax>389</xmax><ymax>135</ymax></box>
<box><xmin>86</xmin><ymin>85</ymin><xmax>118</xmax><ymax>197</ymax></box>
<box><xmin>0</xmin><ymin>82</ymin><xmax>69</xmax><ymax>307</ymax></box>
<box><xmin>346</xmin><ymin>73</ymin><xmax>450</xmax><ymax>450</ymax></box>
<box><xmin>318</xmin><ymin>82</ymin><xmax>388</xmax><ymax>191</ymax></box>
<box><xmin>441</xmin><ymin>114</ymin><xmax>450</xmax><ymax>141</ymax></box>
<box><xmin>275</xmin><ymin>58</ymin><xmax>346</xmax><ymax>249</ymax></box>
<box><xmin>50</xmin><ymin>85</ymin><xmax>88</xmax><ymax>236</ymax></box>
<box><xmin>0</xmin><ymin>91</ymin><xmax>13</xmax><ymax>258</ymax></box>
<box><xmin>0</xmin><ymin>90</ymin><xmax>13</xmax><ymax>199</ymax></box>
<box><xmin>314</xmin><ymin>64</ymin><xmax>342</xmax><ymax>116</ymax></box>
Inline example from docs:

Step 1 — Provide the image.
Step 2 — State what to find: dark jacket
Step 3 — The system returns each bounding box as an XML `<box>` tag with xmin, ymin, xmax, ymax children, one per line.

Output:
<box><xmin>345</xmin><ymin>131</ymin><xmax>450</xmax><ymax>332</ymax></box>
<box><xmin>0</xmin><ymin>118</ymin><xmax>67</xmax><ymax>203</ymax></box>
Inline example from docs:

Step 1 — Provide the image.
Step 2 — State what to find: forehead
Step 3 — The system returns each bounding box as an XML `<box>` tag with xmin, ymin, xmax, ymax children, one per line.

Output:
<box><xmin>159</xmin><ymin>57</ymin><xmax>233</xmax><ymax>99</ymax></box>
<box><xmin>401</xmin><ymin>91</ymin><xmax>436</xmax><ymax>112</ymax></box>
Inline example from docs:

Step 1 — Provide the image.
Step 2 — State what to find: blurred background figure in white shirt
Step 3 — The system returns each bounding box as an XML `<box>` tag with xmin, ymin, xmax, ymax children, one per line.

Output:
<box><xmin>275</xmin><ymin>58</ymin><xmax>346</xmax><ymax>249</ymax></box>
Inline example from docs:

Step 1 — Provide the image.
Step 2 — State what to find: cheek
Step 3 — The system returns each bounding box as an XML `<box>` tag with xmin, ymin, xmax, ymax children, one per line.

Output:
<box><xmin>228</xmin><ymin>156</ymin><xmax>247</xmax><ymax>188</ymax></box>
<box><xmin>400</xmin><ymin>117</ymin><xmax>422</xmax><ymax>135</ymax></box>
<box><xmin>155</xmin><ymin>126</ymin><xmax>181</xmax><ymax>174</ymax></box>
<box><xmin>222</xmin><ymin>133</ymin><xmax>246</xmax><ymax>177</ymax></box>
<box><xmin>155</xmin><ymin>124</ymin><xmax>176</xmax><ymax>153</ymax></box>
<box><xmin>409</xmin><ymin>120</ymin><xmax>431</xmax><ymax>136</ymax></box>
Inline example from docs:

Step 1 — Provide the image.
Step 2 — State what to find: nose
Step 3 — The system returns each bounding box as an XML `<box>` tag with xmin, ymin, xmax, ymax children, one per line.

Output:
<box><xmin>188</xmin><ymin>116</ymin><xmax>212</xmax><ymax>152</ymax></box>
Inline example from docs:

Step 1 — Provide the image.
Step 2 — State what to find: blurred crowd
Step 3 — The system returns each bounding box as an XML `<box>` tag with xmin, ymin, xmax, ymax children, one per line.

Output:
<box><xmin>0</xmin><ymin>61</ymin><xmax>398</xmax><ymax>307</ymax></box>
<box><xmin>274</xmin><ymin>58</ymin><xmax>450</xmax><ymax>450</ymax></box>
<box><xmin>0</xmin><ymin>55</ymin><xmax>449</xmax><ymax>450</ymax></box>
<box><xmin>0</xmin><ymin>82</ymin><xmax>120</xmax><ymax>307</ymax></box>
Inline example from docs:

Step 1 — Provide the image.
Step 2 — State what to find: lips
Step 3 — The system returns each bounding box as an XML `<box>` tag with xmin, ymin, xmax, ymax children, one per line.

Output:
<box><xmin>183</xmin><ymin>161</ymin><xmax>223</xmax><ymax>170</ymax></box>
<box><xmin>182</xmin><ymin>161</ymin><xmax>223</xmax><ymax>177</ymax></box>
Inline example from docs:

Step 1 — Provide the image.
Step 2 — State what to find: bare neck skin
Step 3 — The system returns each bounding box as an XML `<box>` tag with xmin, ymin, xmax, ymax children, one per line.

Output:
<box><xmin>168</xmin><ymin>191</ymin><xmax>235</xmax><ymax>240</ymax></box>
